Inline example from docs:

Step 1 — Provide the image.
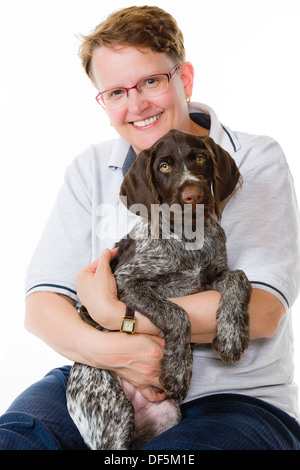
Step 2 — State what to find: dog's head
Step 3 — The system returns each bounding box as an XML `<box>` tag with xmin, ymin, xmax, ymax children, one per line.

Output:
<box><xmin>120</xmin><ymin>129</ymin><xmax>241</xmax><ymax>221</ymax></box>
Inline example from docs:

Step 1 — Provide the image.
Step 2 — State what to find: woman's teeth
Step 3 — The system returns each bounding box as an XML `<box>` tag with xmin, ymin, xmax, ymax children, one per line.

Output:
<box><xmin>133</xmin><ymin>113</ymin><xmax>162</xmax><ymax>128</ymax></box>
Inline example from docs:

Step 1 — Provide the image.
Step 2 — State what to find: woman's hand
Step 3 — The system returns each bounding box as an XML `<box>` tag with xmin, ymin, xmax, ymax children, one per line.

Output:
<box><xmin>97</xmin><ymin>331</ymin><xmax>168</xmax><ymax>402</ymax></box>
<box><xmin>76</xmin><ymin>248</ymin><xmax>125</xmax><ymax>330</ymax></box>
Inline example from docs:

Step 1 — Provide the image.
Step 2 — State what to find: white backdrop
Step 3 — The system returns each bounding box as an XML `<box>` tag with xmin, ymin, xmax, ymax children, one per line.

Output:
<box><xmin>0</xmin><ymin>0</ymin><xmax>300</xmax><ymax>415</ymax></box>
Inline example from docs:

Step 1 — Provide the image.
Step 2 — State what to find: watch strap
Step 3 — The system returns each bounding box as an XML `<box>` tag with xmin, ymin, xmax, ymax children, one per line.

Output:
<box><xmin>125</xmin><ymin>305</ymin><xmax>135</xmax><ymax>319</ymax></box>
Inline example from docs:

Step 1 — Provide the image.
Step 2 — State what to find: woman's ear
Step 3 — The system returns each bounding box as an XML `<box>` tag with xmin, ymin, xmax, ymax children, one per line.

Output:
<box><xmin>179</xmin><ymin>62</ymin><xmax>194</xmax><ymax>100</ymax></box>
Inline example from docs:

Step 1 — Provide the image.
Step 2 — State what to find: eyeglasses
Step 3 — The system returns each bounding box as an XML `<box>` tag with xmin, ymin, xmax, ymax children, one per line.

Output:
<box><xmin>96</xmin><ymin>64</ymin><xmax>180</xmax><ymax>110</ymax></box>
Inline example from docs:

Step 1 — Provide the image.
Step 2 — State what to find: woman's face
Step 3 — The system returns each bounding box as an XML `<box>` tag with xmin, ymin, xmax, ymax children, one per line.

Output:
<box><xmin>91</xmin><ymin>45</ymin><xmax>195</xmax><ymax>154</ymax></box>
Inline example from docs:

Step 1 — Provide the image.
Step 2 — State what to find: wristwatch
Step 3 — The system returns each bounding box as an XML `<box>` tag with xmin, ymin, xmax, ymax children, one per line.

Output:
<box><xmin>120</xmin><ymin>306</ymin><xmax>136</xmax><ymax>334</ymax></box>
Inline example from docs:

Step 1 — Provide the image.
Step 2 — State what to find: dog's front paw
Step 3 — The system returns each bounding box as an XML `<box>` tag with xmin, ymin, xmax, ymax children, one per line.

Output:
<box><xmin>160</xmin><ymin>342</ymin><xmax>193</xmax><ymax>400</ymax></box>
<box><xmin>212</xmin><ymin>315</ymin><xmax>250</xmax><ymax>363</ymax></box>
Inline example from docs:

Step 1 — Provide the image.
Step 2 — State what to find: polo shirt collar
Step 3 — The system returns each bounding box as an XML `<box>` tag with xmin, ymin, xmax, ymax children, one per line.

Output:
<box><xmin>108</xmin><ymin>137</ymin><xmax>131</xmax><ymax>170</ymax></box>
<box><xmin>188</xmin><ymin>102</ymin><xmax>241</xmax><ymax>156</ymax></box>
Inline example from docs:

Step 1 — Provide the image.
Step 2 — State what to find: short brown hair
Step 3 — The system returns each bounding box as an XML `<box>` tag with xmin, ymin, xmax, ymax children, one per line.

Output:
<box><xmin>79</xmin><ymin>6</ymin><xmax>186</xmax><ymax>85</ymax></box>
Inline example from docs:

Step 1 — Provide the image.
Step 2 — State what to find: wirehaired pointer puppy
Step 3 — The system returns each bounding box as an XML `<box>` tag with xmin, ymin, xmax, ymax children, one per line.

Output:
<box><xmin>67</xmin><ymin>129</ymin><xmax>252</xmax><ymax>450</ymax></box>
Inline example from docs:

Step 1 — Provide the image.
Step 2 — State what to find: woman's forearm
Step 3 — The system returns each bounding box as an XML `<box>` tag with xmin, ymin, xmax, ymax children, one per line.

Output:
<box><xmin>25</xmin><ymin>291</ymin><xmax>111</xmax><ymax>367</ymax></box>
<box><xmin>131</xmin><ymin>291</ymin><xmax>220</xmax><ymax>342</ymax></box>
<box><xmin>94</xmin><ymin>289</ymin><xmax>220</xmax><ymax>342</ymax></box>
<box><xmin>168</xmin><ymin>288</ymin><xmax>285</xmax><ymax>342</ymax></box>
<box><xmin>131</xmin><ymin>288</ymin><xmax>285</xmax><ymax>343</ymax></box>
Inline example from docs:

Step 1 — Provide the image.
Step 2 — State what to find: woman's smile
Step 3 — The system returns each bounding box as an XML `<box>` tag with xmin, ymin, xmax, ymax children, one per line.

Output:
<box><xmin>130</xmin><ymin>112</ymin><xmax>163</xmax><ymax>129</ymax></box>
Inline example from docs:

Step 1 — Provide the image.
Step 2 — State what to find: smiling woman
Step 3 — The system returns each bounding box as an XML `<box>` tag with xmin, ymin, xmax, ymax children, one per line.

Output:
<box><xmin>79</xmin><ymin>6</ymin><xmax>208</xmax><ymax>152</ymax></box>
<box><xmin>90</xmin><ymin>45</ymin><xmax>208</xmax><ymax>153</ymax></box>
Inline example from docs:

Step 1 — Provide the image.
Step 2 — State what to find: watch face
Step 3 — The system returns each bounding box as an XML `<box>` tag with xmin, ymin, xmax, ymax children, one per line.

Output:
<box><xmin>121</xmin><ymin>318</ymin><xmax>135</xmax><ymax>333</ymax></box>
<box><xmin>123</xmin><ymin>320</ymin><xmax>134</xmax><ymax>332</ymax></box>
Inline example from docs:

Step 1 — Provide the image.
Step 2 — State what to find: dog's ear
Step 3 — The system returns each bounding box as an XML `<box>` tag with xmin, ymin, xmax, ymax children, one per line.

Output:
<box><xmin>119</xmin><ymin>148</ymin><xmax>160</xmax><ymax>220</ymax></box>
<box><xmin>202</xmin><ymin>136</ymin><xmax>241</xmax><ymax>218</ymax></box>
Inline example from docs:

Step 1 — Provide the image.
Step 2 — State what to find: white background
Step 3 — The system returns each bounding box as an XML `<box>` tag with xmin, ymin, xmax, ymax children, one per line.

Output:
<box><xmin>0</xmin><ymin>0</ymin><xmax>299</xmax><ymax>415</ymax></box>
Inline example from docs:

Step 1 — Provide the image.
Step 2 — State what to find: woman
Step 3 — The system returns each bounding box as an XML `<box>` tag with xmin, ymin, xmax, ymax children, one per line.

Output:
<box><xmin>1</xmin><ymin>6</ymin><xmax>300</xmax><ymax>450</ymax></box>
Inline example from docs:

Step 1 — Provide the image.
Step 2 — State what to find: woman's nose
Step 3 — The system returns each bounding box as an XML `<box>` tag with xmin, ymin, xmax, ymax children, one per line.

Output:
<box><xmin>127</xmin><ymin>89</ymin><xmax>150</xmax><ymax>114</ymax></box>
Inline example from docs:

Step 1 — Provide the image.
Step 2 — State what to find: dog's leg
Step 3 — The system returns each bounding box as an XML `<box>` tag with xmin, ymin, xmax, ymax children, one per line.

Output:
<box><xmin>117</xmin><ymin>280</ymin><xmax>193</xmax><ymax>400</ymax></box>
<box><xmin>67</xmin><ymin>363</ymin><xmax>134</xmax><ymax>450</ymax></box>
<box><xmin>211</xmin><ymin>270</ymin><xmax>252</xmax><ymax>363</ymax></box>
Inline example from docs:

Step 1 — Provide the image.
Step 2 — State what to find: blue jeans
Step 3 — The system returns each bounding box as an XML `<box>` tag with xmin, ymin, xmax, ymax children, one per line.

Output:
<box><xmin>1</xmin><ymin>365</ymin><xmax>300</xmax><ymax>450</ymax></box>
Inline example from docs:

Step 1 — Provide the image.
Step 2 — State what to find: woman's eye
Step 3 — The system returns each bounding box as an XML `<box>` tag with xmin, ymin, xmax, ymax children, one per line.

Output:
<box><xmin>160</xmin><ymin>162</ymin><xmax>171</xmax><ymax>172</ymax></box>
<box><xmin>146</xmin><ymin>78</ymin><xmax>158</xmax><ymax>86</ymax></box>
<box><xmin>196</xmin><ymin>155</ymin><xmax>205</xmax><ymax>165</ymax></box>
<box><xmin>143</xmin><ymin>76</ymin><xmax>161</xmax><ymax>88</ymax></box>
<box><xmin>109</xmin><ymin>89</ymin><xmax>126</xmax><ymax>100</ymax></box>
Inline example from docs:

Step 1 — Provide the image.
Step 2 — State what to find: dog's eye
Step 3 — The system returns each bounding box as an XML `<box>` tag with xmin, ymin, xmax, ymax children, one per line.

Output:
<box><xmin>160</xmin><ymin>163</ymin><xmax>171</xmax><ymax>172</ymax></box>
<box><xmin>196</xmin><ymin>156</ymin><xmax>205</xmax><ymax>165</ymax></box>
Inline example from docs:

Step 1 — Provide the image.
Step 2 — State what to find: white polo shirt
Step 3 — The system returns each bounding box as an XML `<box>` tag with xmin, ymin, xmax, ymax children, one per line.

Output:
<box><xmin>25</xmin><ymin>102</ymin><xmax>300</xmax><ymax>420</ymax></box>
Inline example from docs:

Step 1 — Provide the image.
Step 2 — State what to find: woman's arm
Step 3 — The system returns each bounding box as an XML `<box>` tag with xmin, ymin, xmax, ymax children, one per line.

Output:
<box><xmin>24</xmin><ymin>291</ymin><xmax>167</xmax><ymax>402</ymax></box>
<box><xmin>169</xmin><ymin>288</ymin><xmax>285</xmax><ymax>342</ymax></box>
<box><xmin>76</xmin><ymin>249</ymin><xmax>286</xmax><ymax>344</ymax></box>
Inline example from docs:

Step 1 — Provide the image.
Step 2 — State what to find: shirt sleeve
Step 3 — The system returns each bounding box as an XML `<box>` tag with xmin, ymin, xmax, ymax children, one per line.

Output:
<box><xmin>25</xmin><ymin>149</ymin><xmax>93</xmax><ymax>302</ymax></box>
<box><xmin>221</xmin><ymin>135</ymin><xmax>300</xmax><ymax>311</ymax></box>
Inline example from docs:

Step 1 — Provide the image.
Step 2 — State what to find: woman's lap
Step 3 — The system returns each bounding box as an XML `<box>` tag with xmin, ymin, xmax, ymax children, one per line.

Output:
<box><xmin>1</xmin><ymin>365</ymin><xmax>299</xmax><ymax>450</ymax></box>
<box><xmin>141</xmin><ymin>393</ymin><xmax>300</xmax><ymax>450</ymax></box>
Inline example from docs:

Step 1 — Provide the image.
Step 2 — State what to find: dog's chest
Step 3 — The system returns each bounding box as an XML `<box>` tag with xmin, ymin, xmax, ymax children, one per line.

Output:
<box><xmin>114</xmin><ymin>218</ymin><xmax>226</xmax><ymax>298</ymax></box>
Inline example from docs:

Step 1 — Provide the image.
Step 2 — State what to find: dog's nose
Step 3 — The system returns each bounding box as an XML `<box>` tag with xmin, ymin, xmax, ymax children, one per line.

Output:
<box><xmin>181</xmin><ymin>186</ymin><xmax>204</xmax><ymax>204</ymax></box>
